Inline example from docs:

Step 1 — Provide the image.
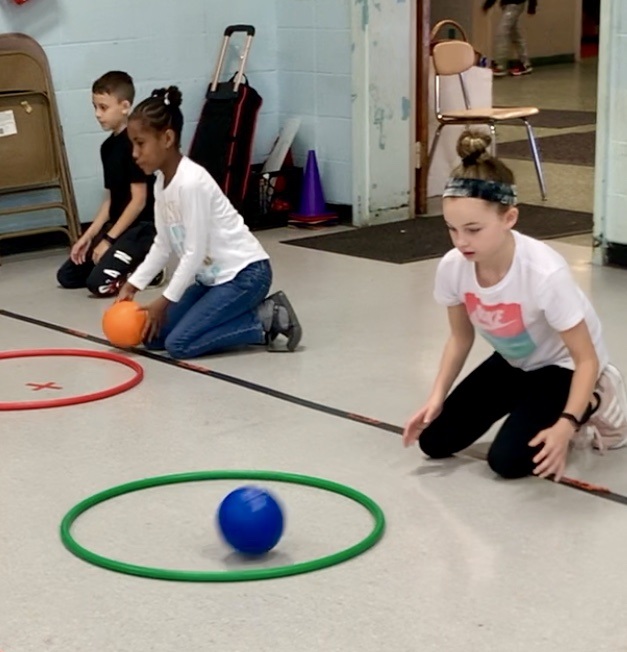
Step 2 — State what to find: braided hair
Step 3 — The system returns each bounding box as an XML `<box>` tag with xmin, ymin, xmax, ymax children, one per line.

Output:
<box><xmin>129</xmin><ymin>86</ymin><xmax>184</xmax><ymax>145</ymax></box>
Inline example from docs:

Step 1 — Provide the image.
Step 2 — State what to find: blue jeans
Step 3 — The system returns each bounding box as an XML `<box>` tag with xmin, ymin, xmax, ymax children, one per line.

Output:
<box><xmin>146</xmin><ymin>259</ymin><xmax>272</xmax><ymax>359</ymax></box>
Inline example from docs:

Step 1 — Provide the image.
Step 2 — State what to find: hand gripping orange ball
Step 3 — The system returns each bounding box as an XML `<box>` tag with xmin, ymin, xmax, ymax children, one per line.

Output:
<box><xmin>102</xmin><ymin>300</ymin><xmax>147</xmax><ymax>348</ymax></box>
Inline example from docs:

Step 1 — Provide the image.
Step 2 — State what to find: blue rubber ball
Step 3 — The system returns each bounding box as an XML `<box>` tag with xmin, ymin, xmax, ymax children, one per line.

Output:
<box><xmin>217</xmin><ymin>486</ymin><xmax>284</xmax><ymax>555</ymax></box>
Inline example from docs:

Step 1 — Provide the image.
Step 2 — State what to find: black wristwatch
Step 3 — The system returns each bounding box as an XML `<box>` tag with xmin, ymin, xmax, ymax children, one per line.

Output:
<box><xmin>103</xmin><ymin>234</ymin><xmax>116</xmax><ymax>245</ymax></box>
<box><xmin>559</xmin><ymin>412</ymin><xmax>582</xmax><ymax>431</ymax></box>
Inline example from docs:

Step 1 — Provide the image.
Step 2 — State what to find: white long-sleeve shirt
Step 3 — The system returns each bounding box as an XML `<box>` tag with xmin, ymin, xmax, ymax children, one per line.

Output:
<box><xmin>128</xmin><ymin>156</ymin><xmax>269</xmax><ymax>303</ymax></box>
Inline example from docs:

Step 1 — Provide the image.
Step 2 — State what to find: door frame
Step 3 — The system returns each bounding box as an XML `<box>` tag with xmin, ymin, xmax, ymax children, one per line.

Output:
<box><xmin>414</xmin><ymin>0</ymin><xmax>431</xmax><ymax>216</ymax></box>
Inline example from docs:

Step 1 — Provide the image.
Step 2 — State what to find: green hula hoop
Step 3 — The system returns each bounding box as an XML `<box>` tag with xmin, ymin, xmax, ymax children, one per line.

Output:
<box><xmin>60</xmin><ymin>470</ymin><xmax>386</xmax><ymax>582</ymax></box>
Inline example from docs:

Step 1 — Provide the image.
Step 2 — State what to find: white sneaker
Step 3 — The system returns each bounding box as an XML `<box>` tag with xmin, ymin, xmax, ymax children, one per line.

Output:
<box><xmin>586</xmin><ymin>364</ymin><xmax>627</xmax><ymax>451</ymax></box>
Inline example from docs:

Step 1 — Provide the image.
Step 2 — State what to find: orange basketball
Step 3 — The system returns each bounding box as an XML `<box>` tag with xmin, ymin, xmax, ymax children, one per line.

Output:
<box><xmin>102</xmin><ymin>300</ymin><xmax>147</xmax><ymax>348</ymax></box>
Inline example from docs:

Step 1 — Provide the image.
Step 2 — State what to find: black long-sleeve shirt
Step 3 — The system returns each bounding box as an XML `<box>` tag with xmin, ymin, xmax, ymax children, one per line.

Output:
<box><xmin>483</xmin><ymin>0</ymin><xmax>537</xmax><ymax>13</ymax></box>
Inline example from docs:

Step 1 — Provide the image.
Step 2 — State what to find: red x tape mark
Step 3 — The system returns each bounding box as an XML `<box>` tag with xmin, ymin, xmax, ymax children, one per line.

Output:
<box><xmin>26</xmin><ymin>382</ymin><xmax>63</xmax><ymax>391</ymax></box>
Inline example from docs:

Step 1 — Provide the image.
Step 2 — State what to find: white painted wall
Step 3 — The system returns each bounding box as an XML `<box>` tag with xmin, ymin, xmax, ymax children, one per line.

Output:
<box><xmin>593</xmin><ymin>0</ymin><xmax>627</xmax><ymax>260</ymax></box>
<box><xmin>351</xmin><ymin>0</ymin><xmax>413</xmax><ymax>226</ymax></box>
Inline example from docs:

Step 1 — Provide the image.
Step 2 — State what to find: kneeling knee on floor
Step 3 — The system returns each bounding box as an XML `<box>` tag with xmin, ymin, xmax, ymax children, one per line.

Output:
<box><xmin>57</xmin><ymin>275</ymin><xmax>79</xmax><ymax>289</ymax></box>
<box><xmin>86</xmin><ymin>274</ymin><xmax>118</xmax><ymax>297</ymax></box>
<box><xmin>418</xmin><ymin>435</ymin><xmax>454</xmax><ymax>459</ymax></box>
<box><xmin>87</xmin><ymin>266</ymin><xmax>127</xmax><ymax>297</ymax></box>
<box><xmin>86</xmin><ymin>281</ymin><xmax>113</xmax><ymax>297</ymax></box>
<box><xmin>487</xmin><ymin>447</ymin><xmax>531</xmax><ymax>479</ymax></box>
<box><xmin>164</xmin><ymin>336</ymin><xmax>192</xmax><ymax>360</ymax></box>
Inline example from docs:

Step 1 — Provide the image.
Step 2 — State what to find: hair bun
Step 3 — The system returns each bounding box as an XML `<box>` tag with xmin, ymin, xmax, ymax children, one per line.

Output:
<box><xmin>457</xmin><ymin>130</ymin><xmax>492</xmax><ymax>166</ymax></box>
<box><xmin>150</xmin><ymin>86</ymin><xmax>183</xmax><ymax>109</ymax></box>
<box><xmin>165</xmin><ymin>86</ymin><xmax>182</xmax><ymax>108</ymax></box>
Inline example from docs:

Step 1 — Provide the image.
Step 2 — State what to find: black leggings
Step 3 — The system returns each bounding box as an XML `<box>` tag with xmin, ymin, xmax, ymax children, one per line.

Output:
<box><xmin>56</xmin><ymin>222</ymin><xmax>155</xmax><ymax>297</ymax></box>
<box><xmin>419</xmin><ymin>353</ymin><xmax>573</xmax><ymax>479</ymax></box>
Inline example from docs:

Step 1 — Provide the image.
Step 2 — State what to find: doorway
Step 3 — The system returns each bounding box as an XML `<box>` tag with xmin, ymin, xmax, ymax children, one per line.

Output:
<box><xmin>581</xmin><ymin>0</ymin><xmax>600</xmax><ymax>58</ymax></box>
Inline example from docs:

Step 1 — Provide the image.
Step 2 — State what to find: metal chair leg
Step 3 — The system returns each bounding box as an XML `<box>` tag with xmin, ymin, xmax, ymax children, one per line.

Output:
<box><xmin>522</xmin><ymin>119</ymin><xmax>548</xmax><ymax>201</ymax></box>
<box><xmin>426</xmin><ymin>124</ymin><xmax>445</xmax><ymax>174</ymax></box>
<box><xmin>489</xmin><ymin>122</ymin><xmax>497</xmax><ymax>157</ymax></box>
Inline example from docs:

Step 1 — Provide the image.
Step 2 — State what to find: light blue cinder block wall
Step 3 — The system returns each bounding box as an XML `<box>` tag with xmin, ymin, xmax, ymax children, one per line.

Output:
<box><xmin>0</xmin><ymin>0</ymin><xmax>353</xmax><ymax>234</ymax></box>
<box><xmin>276</xmin><ymin>0</ymin><xmax>352</xmax><ymax>204</ymax></box>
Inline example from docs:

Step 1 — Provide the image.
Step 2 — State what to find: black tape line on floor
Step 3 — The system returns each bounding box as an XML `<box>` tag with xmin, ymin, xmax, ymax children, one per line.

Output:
<box><xmin>0</xmin><ymin>308</ymin><xmax>402</xmax><ymax>435</ymax></box>
<box><xmin>464</xmin><ymin>446</ymin><xmax>627</xmax><ymax>506</ymax></box>
<box><xmin>3</xmin><ymin>308</ymin><xmax>626</xmax><ymax>506</ymax></box>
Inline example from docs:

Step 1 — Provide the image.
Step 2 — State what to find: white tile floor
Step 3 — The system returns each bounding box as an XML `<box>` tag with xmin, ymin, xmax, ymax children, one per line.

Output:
<box><xmin>2</xmin><ymin>60</ymin><xmax>627</xmax><ymax>652</ymax></box>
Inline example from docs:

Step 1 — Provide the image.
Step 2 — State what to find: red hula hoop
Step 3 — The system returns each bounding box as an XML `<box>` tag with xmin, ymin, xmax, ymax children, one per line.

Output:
<box><xmin>0</xmin><ymin>349</ymin><xmax>144</xmax><ymax>410</ymax></box>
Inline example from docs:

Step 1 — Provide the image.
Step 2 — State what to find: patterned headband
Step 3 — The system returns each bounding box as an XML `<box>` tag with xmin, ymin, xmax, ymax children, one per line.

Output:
<box><xmin>443</xmin><ymin>177</ymin><xmax>518</xmax><ymax>206</ymax></box>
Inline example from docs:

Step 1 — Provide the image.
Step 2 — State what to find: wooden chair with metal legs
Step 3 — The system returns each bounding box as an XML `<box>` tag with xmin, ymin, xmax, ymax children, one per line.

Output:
<box><xmin>428</xmin><ymin>40</ymin><xmax>547</xmax><ymax>200</ymax></box>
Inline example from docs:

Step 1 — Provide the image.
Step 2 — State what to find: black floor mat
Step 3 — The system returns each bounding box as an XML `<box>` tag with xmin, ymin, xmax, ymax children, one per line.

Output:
<box><xmin>498</xmin><ymin>131</ymin><xmax>595</xmax><ymax>167</ymax></box>
<box><xmin>501</xmin><ymin>108</ymin><xmax>596</xmax><ymax>129</ymax></box>
<box><xmin>282</xmin><ymin>204</ymin><xmax>592</xmax><ymax>264</ymax></box>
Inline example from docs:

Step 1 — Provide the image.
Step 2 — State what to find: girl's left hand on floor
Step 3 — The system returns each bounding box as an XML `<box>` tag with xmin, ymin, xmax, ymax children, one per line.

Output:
<box><xmin>529</xmin><ymin>422</ymin><xmax>574</xmax><ymax>482</ymax></box>
<box><xmin>141</xmin><ymin>296</ymin><xmax>170</xmax><ymax>341</ymax></box>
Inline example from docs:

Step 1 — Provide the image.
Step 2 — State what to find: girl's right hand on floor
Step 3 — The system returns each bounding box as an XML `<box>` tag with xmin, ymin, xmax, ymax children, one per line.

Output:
<box><xmin>70</xmin><ymin>235</ymin><xmax>92</xmax><ymax>265</ymax></box>
<box><xmin>402</xmin><ymin>400</ymin><xmax>443</xmax><ymax>447</ymax></box>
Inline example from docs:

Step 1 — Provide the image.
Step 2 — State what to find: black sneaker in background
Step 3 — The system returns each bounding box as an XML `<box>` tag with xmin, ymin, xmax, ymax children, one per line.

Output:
<box><xmin>149</xmin><ymin>270</ymin><xmax>166</xmax><ymax>287</ymax></box>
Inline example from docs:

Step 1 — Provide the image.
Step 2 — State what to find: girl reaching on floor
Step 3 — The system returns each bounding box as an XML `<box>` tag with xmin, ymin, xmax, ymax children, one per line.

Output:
<box><xmin>403</xmin><ymin>129</ymin><xmax>627</xmax><ymax>482</ymax></box>
<box><xmin>116</xmin><ymin>86</ymin><xmax>302</xmax><ymax>358</ymax></box>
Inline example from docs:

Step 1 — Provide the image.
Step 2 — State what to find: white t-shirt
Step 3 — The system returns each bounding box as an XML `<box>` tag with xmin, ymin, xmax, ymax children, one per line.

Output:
<box><xmin>128</xmin><ymin>156</ymin><xmax>269</xmax><ymax>303</ymax></box>
<box><xmin>433</xmin><ymin>230</ymin><xmax>608</xmax><ymax>372</ymax></box>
